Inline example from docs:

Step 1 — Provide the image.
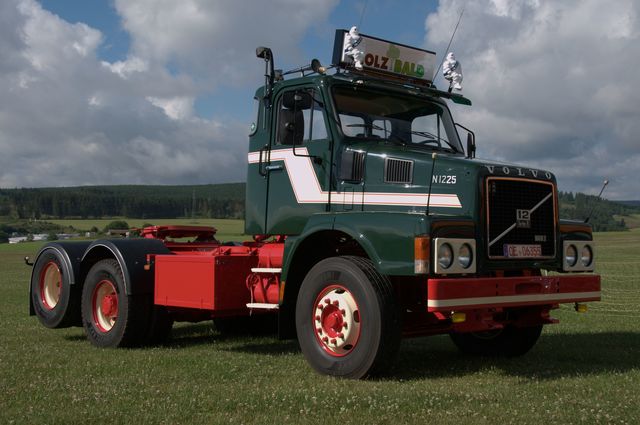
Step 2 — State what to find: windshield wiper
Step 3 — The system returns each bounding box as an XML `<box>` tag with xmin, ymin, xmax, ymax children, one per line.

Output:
<box><xmin>404</xmin><ymin>130</ymin><xmax>458</xmax><ymax>153</ymax></box>
<box><xmin>345</xmin><ymin>123</ymin><xmax>407</xmax><ymax>146</ymax></box>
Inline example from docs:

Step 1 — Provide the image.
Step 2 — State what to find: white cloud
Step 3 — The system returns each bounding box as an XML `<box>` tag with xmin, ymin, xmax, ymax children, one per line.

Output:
<box><xmin>0</xmin><ymin>0</ymin><xmax>337</xmax><ymax>188</ymax></box>
<box><xmin>114</xmin><ymin>0</ymin><xmax>339</xmax><ymax>88</ymax></box>
<box><xmin>425</xmin><ymin>0</ymin><xmax>640</xmax><ymax>199</ymax></box>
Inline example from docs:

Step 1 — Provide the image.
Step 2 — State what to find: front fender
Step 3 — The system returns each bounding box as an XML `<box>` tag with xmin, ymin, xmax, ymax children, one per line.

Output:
<box><xmin>332</xmin><ymin>212</ymin><xmax>429</xmax><ymax>275</ymax></box>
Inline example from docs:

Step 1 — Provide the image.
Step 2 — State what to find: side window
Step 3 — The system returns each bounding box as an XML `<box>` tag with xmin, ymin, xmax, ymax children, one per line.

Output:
<box><xmin>277</xmin><ymin>89</ymin><xmax>328</xmax><ymax>145</ymax></box>
<box><xmin>249</xmin><ymin>96</ymin><xmax>259</xmax><ymax>135</ymax></box>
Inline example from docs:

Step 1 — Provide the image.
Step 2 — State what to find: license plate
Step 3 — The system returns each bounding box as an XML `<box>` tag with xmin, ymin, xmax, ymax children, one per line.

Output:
<box><xmin>503</xmin><ymin>244</ymin><xmax>542</xmax><ymax>258</ymax></box>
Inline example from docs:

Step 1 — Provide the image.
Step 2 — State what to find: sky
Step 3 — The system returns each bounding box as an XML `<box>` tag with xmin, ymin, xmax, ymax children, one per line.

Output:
<box><xmin>0</xmin><ymin>0</ymin><xmax>638</xmax><ymax>200</ymax></box>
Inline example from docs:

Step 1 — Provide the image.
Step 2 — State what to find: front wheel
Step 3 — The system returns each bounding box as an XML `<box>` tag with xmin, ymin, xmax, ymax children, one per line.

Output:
<box><xmin>449</xmin><ymin>324</ymin><xmax>543</xmax><ymax>357</ymax></box>
<box><xmin>295</xmin><ymin>256</ymin><xmax>401</xmax><ymax>379</ymax></box>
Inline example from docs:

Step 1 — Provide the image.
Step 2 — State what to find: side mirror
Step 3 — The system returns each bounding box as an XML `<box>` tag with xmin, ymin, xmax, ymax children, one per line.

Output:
<box><xmin>466</xmin><ymin>132</ymin><xmax>476</xmax><ymax>159</ymax></box>
<box><xmin>455</xmin><ymin>123</ymin><xmax>476</xmax><ymax>159</ymax></box>
<box><xmin>256</xmin><ymin>46</ymin><xmax>271</xmax><ymax>59</ymax></box>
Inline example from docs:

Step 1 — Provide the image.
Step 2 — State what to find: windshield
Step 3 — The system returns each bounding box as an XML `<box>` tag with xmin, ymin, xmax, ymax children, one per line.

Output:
<box><xmin>332</xmin><ymin>86</ymin><xmax>463</xmax><ymax>153</ymax></box>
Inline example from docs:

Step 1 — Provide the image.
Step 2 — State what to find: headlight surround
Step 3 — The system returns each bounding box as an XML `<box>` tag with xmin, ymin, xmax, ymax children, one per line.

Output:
<box><xmin>433</xmin><ymin>238</ymin><xmax>476</xmax><ymax>274</ymax></box>
<box><xmin>562</xmin><ymin>240</ymin><xmax>595</xmax><ymax>272</ymax></box>
<box><xmin>438</xmin><ymin>243</ymin><xmax>453</xmax><ymax>269</ymax></box>
<box><xmin>458</xmin><ymin>243</ymin><xmax>473</xmax><ymax>269</ymax></box>
<box><xmin>565</xmin><ymin>244</ymin><xmax>577</xmax><ymax>267</ymax></box>
<box><xmin>580</xmin><ymin>245</ymin><xmax>593</xmax><ymax>267</ymax></box>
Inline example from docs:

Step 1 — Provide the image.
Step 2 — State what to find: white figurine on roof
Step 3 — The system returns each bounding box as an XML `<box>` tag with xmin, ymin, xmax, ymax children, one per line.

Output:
<box><xmin>442</xmin><ymin>52</ymin><xmax>463</xmax><ymax>91</ymax></box>
<box><xmin>344</xmin><ymin>26</ymin><xmax>365</xmax><ymax>70</ymax></box>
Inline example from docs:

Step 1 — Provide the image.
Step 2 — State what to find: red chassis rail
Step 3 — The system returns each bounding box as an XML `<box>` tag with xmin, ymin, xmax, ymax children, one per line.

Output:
<box><xmin>427</xmin><ymin>274</ymin><xmax>601</xmax><ymax>312</ymax></box>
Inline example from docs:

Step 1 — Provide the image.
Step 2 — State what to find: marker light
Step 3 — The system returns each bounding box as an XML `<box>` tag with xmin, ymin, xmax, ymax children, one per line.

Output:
<box><xmin>451</xmin><ymin>312</ymin><xmax>466</xmax><ymax>323</ymax></box>
<box><xmin>575</xmin><ymin>303</ymin><xmax>588</xmax><ymax>313</ymax></box>
<box><xmin>414</xmin><ymin>236</ymin><xmax>430</xmax><ymax>274</ymax></box>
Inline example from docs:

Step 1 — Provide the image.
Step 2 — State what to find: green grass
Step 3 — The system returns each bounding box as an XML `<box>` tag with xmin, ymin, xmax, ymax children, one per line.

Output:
<box><xmin>1</xmin><ymin>230</ymin><xmax>639</xmax><ymax>424</ymax></box>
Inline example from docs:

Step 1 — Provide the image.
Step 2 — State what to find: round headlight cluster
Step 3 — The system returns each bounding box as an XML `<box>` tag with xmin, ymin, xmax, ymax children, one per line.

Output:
<box><xmin>565</xmin><ymin>243</ymin><xmax>594</xmax><ymax>269</ymax></box>
<box><xmin>437</xmin><ymin>241</ymin><xmax>474</xmax><ymax>271</ymax></box>
<box><xmin>565</xmin><ymin>244</ymin><xmax>577</xmax><ymax>267</ymax></box>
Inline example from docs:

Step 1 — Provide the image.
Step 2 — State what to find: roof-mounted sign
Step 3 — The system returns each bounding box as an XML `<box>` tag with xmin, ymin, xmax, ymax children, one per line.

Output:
<box><xmin>332</xmin><ymin>28</ymin><xmax>437</xmax><ymax>84</ymax></box>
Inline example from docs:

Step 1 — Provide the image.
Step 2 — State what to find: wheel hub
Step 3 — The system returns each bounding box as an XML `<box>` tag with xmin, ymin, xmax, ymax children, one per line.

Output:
<box><xmin>92</xmin><ymin>280</ymin><xmax>118</xmax><ymax>332</ymax></box>
<box><xmin>40</xmin><ymin>262</ymin><xmax>62</xmax><ymax>310</ymax></box>
<box><xmin>314</xmin><ymin>286</ymin><xmax>360</xmax><ymax>356</ymax></box>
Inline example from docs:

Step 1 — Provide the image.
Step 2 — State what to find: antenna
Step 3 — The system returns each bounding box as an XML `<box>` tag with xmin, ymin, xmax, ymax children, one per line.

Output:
<box><xmin>426</xmin><ymin>153</ymin><xmax>438</xmax><ymax>216</ymax></box>
<box><xmin>358</xmin><ymin>0</ymin><xmax>369</xmax><ymax>31</ymax></box>
<box><xmin>434</xmin><ymin>5</ymin><xmax>465</xmax><ymax>80</ymax></box>
<box><xmin>585</xmin><ymin>179</ymin><xmax>609</xmax><ymax>223</ymax></box>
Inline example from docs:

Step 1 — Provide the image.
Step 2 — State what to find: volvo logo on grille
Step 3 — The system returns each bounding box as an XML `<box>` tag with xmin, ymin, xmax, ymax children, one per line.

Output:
<box><xmin>516</xmin><ymin>209</ymin><xmax>531</xmax><ymax>228</ymax></box>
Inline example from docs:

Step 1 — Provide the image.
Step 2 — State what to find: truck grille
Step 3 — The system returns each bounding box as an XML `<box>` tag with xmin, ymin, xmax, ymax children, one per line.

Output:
<box><xmin>486</xmin><ymin>178</ymin><xmax>556</xmax><ymax>259</ymax></box>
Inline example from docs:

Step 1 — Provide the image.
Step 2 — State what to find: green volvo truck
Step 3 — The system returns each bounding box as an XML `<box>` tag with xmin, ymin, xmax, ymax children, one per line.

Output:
<box><xmin>29</xmin><ymin>31</ymin><xmax>600</xmax><ymax>379</ymax></box>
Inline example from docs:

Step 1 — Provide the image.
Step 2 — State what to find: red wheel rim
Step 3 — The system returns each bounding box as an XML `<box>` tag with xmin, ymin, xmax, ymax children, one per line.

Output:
<box><xmin>39</xmin><ymin>262</ymin><xmax>62</xmax><ymax>310</ymax></box>
<box><xmin>312</xmin><ymin>285</ymin><xmax>361</xmax><ymax>357</ymax></box>
<box><xmin>92</xmin><ymin>279</ymin><xmax>118</xmax><ymax>332</ymax></box>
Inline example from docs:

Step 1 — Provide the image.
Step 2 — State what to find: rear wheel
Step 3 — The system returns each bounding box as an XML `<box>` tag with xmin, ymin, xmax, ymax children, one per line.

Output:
<box><xmin>449</xmin><ymin>324</ymin><xmax>543</xmax><ymax>357</ymax></box>
<box><xmin>30</xmin><ymin>250</ymin><xmax>80</xmax><ymax>328</ymax></box>
<box><xmin>81</xmin><ymin>259</ymin><xmax>149</xmax><ymax>347</ymax></box>
<box><xmin>295</xmin><ymin>256</ymin><xmax>401</xmax><ymax>379</ymax></box>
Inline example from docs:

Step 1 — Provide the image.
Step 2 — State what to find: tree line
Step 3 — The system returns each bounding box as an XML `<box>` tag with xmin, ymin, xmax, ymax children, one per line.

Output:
<box><xmin>0</xmin><ymin>184</ymin><xmax>245</xmax><ymax>220</ymax></box>
<box><xmin>558</xmin><ymin>191</ymin><xmax>637</xmax><ymax>231</ymax></box>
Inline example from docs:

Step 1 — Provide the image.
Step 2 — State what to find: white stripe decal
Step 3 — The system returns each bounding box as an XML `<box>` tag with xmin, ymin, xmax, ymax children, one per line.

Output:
<box><xmin>248</xmin><ymin>148</ymin><xmax>462</xmax><ymax>208</ymax></box>
<box><xmin>427</xmin><ymin>291</ymin><xmax>601</xmax><ymax>308</ymax></box>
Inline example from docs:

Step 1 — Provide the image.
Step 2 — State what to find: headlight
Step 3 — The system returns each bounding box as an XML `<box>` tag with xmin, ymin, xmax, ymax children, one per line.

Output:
<box><xmin>438</xmin><ymin>243</ymin><xmax>453</xmax><ymax>269</ymax></box>
<box><xmin>563</xmin><ymin>241</ymin><xmax>595</xmax><ymax>271</ymax></box>
<box><xmin>565</xmin><ymin>244</ymin><xmax>577</xmax><ymax>267</ymax></box>
<box><xmin>580</xmin><ymin>245</ymin><xmax>593</xmax><ymax>267</ymax></box>
<box><xmin>458</xmin><ymin>243</ymin><xmax>473</xmax><ymax>269</ymax></box>
<box><xmin>433</xmin><ymin>238</ymin><xmax>476</xmax><ymax>274</ymax></box>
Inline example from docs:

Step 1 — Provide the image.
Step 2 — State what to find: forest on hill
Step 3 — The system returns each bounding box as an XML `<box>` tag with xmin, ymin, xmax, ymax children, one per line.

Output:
<box><xmin>0</xmin><ymin>184</ymin><xmax>637</xmax><ymax>233</ymax></box>
<box><xmin>0</xmin><ymin>184</ymin><xmax>244</xmax><ymax>220</ymax></box>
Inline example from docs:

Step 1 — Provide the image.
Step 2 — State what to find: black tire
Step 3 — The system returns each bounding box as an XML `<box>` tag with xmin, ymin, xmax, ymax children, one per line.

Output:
<box><xmin>295</xmin><ymin>256</ymin><xmax>401</xmax><ymax>379</ymax></box>
<box><xmin>81</xmin><ymin>259</ymin><xmax>150</xmax><ymax>348</ymax></box>
<box><xmin>449</xmin><ymin>324</ymin><xmax>543</xmax><ymax>357</ymax></box>
<box><xmin>30</xmin><ymin>249</ymin><xmax>81</xmax><ymax>328</ymax></box>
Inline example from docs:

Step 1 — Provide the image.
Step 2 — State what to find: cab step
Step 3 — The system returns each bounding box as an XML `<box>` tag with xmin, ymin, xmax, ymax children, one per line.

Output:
<box><xmin>246</xmin><ymin>303</ymin><xmax>279</xmax><ymax>310</ymax></box>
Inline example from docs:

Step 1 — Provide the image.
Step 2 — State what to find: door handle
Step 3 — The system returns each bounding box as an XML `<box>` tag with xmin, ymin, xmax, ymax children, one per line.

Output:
<box><xmin>265</xmin><ymin>164</ymin><xmax>283</xmax><ymax>172</ymax></box>
<box><xmin>258</xmin><ymin>145</ymin><xmax>268</xmax><ymax>177</ymax></box>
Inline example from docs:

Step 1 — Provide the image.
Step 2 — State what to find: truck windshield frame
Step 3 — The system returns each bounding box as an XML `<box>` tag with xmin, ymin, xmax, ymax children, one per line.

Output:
<box><xmin>331</xmin><ymin>85</ymin><xmax>464</xmax><ymax>154</ymax></box>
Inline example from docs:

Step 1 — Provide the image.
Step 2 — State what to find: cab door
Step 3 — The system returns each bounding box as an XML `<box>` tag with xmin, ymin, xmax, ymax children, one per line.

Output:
<box><xmin>264</xmin><ymin>87</ymin><xmax>333</xmax><ymax>235</ymax></box>
<box><xmin>245</xmin><ymin>94</ymin><xmax>272</xmax><ymax>235</ymax></box>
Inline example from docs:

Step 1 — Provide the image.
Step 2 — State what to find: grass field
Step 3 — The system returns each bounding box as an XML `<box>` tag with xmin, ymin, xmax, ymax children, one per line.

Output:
<box><xmin>1</xmin><ymin>229</ymin><xmax>639</xmax><ymax>424</ymax></box>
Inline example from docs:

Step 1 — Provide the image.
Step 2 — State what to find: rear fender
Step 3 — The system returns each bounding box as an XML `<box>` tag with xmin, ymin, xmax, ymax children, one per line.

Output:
<box><xmin>81</xmin><ymin>239</ymin><xmax>172</xmax><ymax>295</ymax></box>
<box><xmin>29</xmin><ymin>241</ymin><xmax>92</xmax><ymax>316</ymax></box>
